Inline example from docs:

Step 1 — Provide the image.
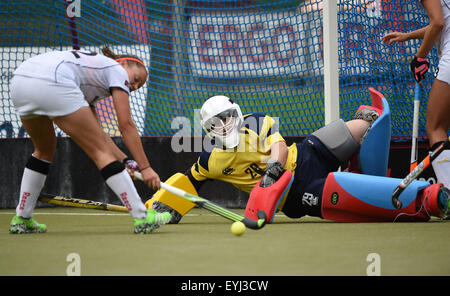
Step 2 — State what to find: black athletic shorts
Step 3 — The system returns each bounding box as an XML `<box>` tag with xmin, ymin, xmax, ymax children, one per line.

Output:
<box><xmin>281</xmin><ymin>135</ymin><xmax>341</xmax><ymax>219</ymax></box>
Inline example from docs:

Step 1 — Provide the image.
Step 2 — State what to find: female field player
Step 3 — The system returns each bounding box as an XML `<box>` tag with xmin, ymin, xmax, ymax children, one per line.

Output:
<box><xmin>9</xmin><ymin>47</ymin><xmax>171</xmax><ymax>234</ymax></box>
<box><xmin>382</xmin><ymin>0</ymin><xmax>450</xmax><ymax>188</ymax></box>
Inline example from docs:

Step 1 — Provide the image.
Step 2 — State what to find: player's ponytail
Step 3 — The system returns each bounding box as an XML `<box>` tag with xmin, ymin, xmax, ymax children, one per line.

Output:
<box><xmin>101</xmin><ymin>46</ymin><xmax>146</xmax><ymax>72</ymax></box>
<box><xmin>101</xmin><ymin>46</ymin><xmax>119</xmax><ymax>59</ymax></box>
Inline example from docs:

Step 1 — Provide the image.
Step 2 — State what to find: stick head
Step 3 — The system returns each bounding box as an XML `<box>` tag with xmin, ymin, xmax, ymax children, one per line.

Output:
<box><xmin>392</xmin><ymin>198</ymin><xmax>402</xmax><ymax>210</ymax></box>
<box><xmin>241</xmin><ymin>210</ymin><xmax>267</xmax><ymax>230</ymax></box>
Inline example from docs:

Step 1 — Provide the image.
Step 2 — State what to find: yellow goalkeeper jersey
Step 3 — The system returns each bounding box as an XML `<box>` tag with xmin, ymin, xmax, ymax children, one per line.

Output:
<box><xmin>189</xmin><ymin>113</ymin><xmax>297</xmax><ymax>193</ymax></box>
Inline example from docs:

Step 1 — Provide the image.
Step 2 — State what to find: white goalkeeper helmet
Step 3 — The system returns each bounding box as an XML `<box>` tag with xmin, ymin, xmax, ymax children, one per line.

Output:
<box><xmin>200</xmin><ymin>95</ymin><xmax>244</xmax><ymax>149</ymax></box>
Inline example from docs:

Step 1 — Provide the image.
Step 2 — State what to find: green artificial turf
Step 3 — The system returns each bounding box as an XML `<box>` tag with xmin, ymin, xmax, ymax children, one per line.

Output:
<box><xmin>1</xmin><ymin>207</ymin><xmax>449</xmax><ymax>276</ymax></box>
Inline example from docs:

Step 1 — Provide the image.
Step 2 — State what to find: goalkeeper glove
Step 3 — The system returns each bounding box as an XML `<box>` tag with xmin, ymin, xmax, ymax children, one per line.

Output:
<box><xmin>260</xmin><ymin>159</ymin><xmax>285</xmax><ymax>188</ymax></box>
<box><xmin>410</xmin><ymin>55</ymin><xmax>429</xmax><ymax>83</ymax></box>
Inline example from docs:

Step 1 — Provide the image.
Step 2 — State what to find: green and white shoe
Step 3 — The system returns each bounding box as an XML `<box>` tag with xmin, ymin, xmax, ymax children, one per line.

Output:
<box><xmin>133</xmin><ymin>209</ymin><xmax>171</xmax><ymax>234</ymax></box>
<box><xmin>9</xmin><ymin>216</ymin><xmax>47</xmax><ymax>234</ymax></box>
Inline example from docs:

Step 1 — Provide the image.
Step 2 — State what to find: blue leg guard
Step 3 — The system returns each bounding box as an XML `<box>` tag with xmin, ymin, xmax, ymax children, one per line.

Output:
<box><xmin>321</xmin><ymin>172</ymin><xmax>447</xmax><ymax>222</ymax></box>
<box><xmin>355</xmin><ymin>88</ymin><xmax>391</xmax><ymax>176</ymax></box>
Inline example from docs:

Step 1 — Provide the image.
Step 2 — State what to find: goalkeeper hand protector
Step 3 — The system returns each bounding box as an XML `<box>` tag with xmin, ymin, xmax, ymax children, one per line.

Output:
<box><xmin>260</xmin><ymin>159</ymin><xmax>285</xmax><ymax>188</ymax></box>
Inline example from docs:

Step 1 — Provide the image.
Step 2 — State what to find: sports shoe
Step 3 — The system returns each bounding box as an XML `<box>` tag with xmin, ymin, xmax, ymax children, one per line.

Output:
<box><xmin>9</xmin><ymin>216</ymin><xmax>47</xmax><ymax>234</ymax></box>
<box><xmin>152</xmin><ymin>201</ymin><xmax>183</xmax><ymax>224</ymax></box>
<box><xmin>353</xmin><ymin>107</ymin><xmax>379</xmax><ymax>124</ymax></box>
<box><xmin>353</xmin><ymin>107</ymin><xmax>380</xmax><ymax>145</ymax></box>
<box><xmin>133</xmin><ymin>209</ymin><xmax>171</xmax><ymax>234</ymax></box>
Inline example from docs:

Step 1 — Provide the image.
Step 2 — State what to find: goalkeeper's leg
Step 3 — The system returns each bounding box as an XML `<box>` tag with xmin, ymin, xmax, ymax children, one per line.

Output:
<box><xmin>145</xmin><ymin>173</ymin><xmax>197</xmax><ymax>224</ymax></box>
<box><xmin>321</xmin><ymin>172</ymin><xmax>448</xmax><ymax>222</ymax></box>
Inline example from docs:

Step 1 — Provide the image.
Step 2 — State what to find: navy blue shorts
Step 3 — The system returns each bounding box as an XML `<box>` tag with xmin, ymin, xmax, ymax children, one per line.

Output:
<box><xmin>282</xmin><ymin>135</ymin><xmax>341</xmax><ymax>218</ymax></box>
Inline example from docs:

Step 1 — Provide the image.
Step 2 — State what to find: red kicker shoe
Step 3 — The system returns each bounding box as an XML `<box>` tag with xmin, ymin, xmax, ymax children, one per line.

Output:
<box><xmin>417</xmin><ymin>183</ymin><xmax>449</xmax><ymax>219</ymax></box>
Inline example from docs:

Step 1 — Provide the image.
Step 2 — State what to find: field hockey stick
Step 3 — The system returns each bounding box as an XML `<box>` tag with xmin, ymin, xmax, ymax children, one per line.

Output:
<box><xmin>392</xmin><ymin>136</ymin><xmax>450</xmax><ymax>209</ymax></box>
<box><xmin>410</xmin><ymin>82</ymin><xmax>421</xmax><ymax>172</ymax></box>
<box><xmin>134</xmin><ymin>172</ymin><xmax>267</xmax><ymax>230</ymax></box>
<box><xmin>38</xmin><ymin>192</ymin><xmax>128</xmax><ymax>212</ymax></box>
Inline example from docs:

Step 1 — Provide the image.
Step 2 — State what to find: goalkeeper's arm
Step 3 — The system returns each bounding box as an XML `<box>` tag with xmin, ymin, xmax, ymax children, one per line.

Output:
<box><xmin>269</xmin><ymin>141</ymin><xmax>288</xmax><ymax>167</ymax></box>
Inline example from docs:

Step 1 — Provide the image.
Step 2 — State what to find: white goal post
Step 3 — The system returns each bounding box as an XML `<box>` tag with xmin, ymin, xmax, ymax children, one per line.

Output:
<box><xmin>323</xmin><ymin>0</ymin><xmax>340</xmax><ymax>125</ymax></box>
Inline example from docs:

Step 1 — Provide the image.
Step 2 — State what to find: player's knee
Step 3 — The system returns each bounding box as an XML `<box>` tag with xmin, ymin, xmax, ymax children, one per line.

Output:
<box><xmin>346</xmin><ymin>120</ymin><xmax>370</xmax><ymax>144</ymax></box>
<box><xmin>311</xmin><ymin>119</ymin><xmax>360</xmax><ymax>164</ymax></box>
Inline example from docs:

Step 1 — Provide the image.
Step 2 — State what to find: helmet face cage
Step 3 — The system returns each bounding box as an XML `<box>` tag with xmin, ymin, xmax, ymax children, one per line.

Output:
<box><xmin>204</xmin><ymin>109</ymin><xmax>238</xmax><ymax>136</ymax></box>
<box><xmin>203</xmin><ymin>107</ymin><xmax>242</xmax><ymax>148</ymax></box>
<box><xmin>200</xmin><ymin>95</ymin><xmax>244</xmax><ymax>149</ymax></box>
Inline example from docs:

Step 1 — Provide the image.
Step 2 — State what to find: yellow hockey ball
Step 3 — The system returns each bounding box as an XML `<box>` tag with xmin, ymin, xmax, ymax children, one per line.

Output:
<box><xmin>231</xmin><ymin>221</ymin><xmax>246</xmax><ymax>236</ymax></box>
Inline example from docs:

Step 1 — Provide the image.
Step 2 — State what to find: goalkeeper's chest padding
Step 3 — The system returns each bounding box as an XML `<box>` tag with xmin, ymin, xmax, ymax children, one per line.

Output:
<box><xmin>144</xmin><ymin>173</ymin><xmax>197</xmax><ymax>216</ymax></box>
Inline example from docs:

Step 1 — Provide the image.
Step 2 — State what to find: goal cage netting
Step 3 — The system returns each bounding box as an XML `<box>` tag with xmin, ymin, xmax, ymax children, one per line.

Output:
<box><xmin>0</xmin><ymin>0</ymin><xmax>436</xmax><ymax>142</ymax></box>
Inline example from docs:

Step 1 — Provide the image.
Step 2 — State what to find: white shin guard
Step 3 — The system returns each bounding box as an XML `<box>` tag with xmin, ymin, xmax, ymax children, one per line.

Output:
<box><xmin>105</xmin><ymin>169</ymin><xmax>147</xmax><ymax>219</ymax></box>
<box><xmin>432</xmin><ymin>149</ymin><xmax>450</xmax><ymax>189</ymax></box>
<box><xmin>16</xmin><ymin>168</ymin><xmax>47</xmax><ymax>218</ymax></box>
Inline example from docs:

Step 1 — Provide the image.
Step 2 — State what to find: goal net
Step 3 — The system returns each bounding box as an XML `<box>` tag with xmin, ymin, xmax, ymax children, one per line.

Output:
<box><xmin>0</xmin><ymin>0</ymin><xmax>436</xmax><ymax>142</ymax></box>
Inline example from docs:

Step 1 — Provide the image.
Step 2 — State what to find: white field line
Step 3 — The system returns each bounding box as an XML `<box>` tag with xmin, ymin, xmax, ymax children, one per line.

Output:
<box><xmin>0</xmin><ymin>211</ymin><xmax>287</xmax><ymax>218</ymax></box>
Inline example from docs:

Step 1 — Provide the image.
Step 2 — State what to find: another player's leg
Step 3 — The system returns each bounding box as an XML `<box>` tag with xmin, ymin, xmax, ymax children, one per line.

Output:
<box><xmin>53</xmin><ymin>107</ymin><xmax>171</xmax><ymax>233</ymax></box>
<box><xmin>427</xmin><ymin>79</ymin><xmax>450</xmax><ymax>189</ymax></box>
<box><xmin>10</xmin><ymin>116</ymin><xmax>55</xmax><ymax>234</ymax></box>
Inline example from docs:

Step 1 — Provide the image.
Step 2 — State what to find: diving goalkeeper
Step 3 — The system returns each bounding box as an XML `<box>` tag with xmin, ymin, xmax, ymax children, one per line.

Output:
<box><xmin>146</xmin><ymin>90</ymin><xmax>449</xmax><ymax>223</ymax></box>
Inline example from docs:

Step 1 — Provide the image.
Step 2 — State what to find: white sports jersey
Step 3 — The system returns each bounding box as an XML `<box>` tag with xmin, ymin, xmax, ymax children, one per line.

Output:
<box><xmin>438</xmin><ymin>0</ymin><xmax>450</xmax><ymax>57</ymax></box>
<box><xmin>13</xmin><ymin>50</ymin><xmax>130</xmax><ymax>104</ymax></box>
<box><xmin>421</xmin><ymin>0</ymin><xmax>450</xmax><ymax>56</ymax></box>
